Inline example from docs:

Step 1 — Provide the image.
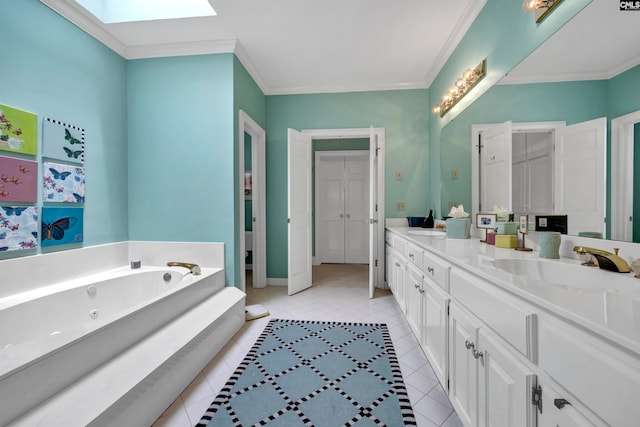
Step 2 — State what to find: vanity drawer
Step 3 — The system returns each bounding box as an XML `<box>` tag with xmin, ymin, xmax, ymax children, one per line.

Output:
<box><xmin>422</xmin><ymin>251</ymin><xmax>451</xmax><ymax>292</ymax></box>
<box><xmin>450</xmin><ymin>268</ymin><xmax>537</xmax><ymax>361</ymax></box>
<box><xmin>406</xmin><ymin>242</ymin><xmax>423</xmax><ymax>269</ymax></box>
<box><xmin>540</xmin><ymin>318</ymin><xmax>640</xmax><ymax>426</ymax></box>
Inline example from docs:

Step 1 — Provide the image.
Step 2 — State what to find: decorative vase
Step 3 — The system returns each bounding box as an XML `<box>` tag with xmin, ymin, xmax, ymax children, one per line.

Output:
<box><xmin>539</xmin><ymin>232</ymin><xmax>561</xmax><ymax>259</ymax></box>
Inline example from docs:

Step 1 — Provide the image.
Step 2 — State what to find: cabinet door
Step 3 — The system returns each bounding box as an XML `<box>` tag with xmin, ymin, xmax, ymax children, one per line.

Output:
<box><xmin>385</xmin><ymin>244</ymin><xmax>395</xmax><ymax>294</ymax></box>
<box><xmin>405</xmin><ymin>263</ymin><xmax>424</xmax><ymax>338</ymax></box>
<box><xmin>477</xmin><ymin>329</ymin><xmax>537</xmax><ymax>427</ymax></box>
<box><xmin>449</xmin><ymin>302</ymin><xmax>481</xmax><ymax>427</ymax></box>
<box><xmin>541</xmin><ymin>380</ymin><xmax>603</xmax><ymax>427</ymax></box>
<box><xmin>422</xmin><ymin>278</ymin><xmax>449</xmax><ymax>387</ymax></box>
<box><xmin>392</xmin><ymin>251</ymin><xmax>407</xmax><ymax>313</ymax></box>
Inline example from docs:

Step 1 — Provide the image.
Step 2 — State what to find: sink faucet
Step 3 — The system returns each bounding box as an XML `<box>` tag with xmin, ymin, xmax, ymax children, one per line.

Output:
<box><xmin>572</xmin><ymin>246</ymin><xmax>630</xmax><ymax>273</ymax></box>
<box><xmin>167</xmin><ymin>262</ymin><xmax>201</xmax><ymax>275</ymax></box>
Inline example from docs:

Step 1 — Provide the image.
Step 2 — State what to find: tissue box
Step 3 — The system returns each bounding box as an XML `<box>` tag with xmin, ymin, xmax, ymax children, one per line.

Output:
<box><xmin>495</xmin><ymin>221</ymin><xmax>518</xmax><ymax>235</ymax></box>
<box><xmin>446</xmin><ymin>218</ymin><xmax>471</xmax><ymax>239</ymax></box>
<box><xmin>495</xmin><ymin>234</ymin><xmax>518</xmax><ymax>248</ymax></box>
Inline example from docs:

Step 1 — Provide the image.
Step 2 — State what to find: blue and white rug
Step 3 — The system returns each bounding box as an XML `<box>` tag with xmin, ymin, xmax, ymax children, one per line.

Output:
<box><xmin>196</xmin><ymin>319</ymin><xmax>416</xmax><ymax>426</ymax></box>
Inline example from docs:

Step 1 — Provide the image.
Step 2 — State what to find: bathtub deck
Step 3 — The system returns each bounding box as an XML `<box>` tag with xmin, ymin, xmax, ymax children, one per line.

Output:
<box><xmin>8</xmin><ymin>287</ymin><xmax>245</xmax><ymax>427</ymax></box>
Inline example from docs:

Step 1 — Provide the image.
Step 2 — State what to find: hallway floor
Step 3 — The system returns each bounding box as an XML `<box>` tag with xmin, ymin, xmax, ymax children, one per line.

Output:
<box><xmin>153</xmin><ymin>269</ymin><xmax>462</xmax><ymax>427</ymax></box>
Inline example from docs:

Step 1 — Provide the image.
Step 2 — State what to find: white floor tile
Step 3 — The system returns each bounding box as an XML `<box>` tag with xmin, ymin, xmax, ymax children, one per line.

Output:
<box><xmin>151</xmin><ymin>271</ymin><xmax>461</xmax><ymax>427</ymax></box>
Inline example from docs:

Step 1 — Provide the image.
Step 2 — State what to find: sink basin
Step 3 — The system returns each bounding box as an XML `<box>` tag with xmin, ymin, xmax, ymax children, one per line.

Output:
<box><xmin>492</xmin><ymin>258</ymin><xmax>637</xmax><ymax>291</ymax></box>
<box><xmin>407</xmin><ymin>229</ymin><xmax>446</xmax><ymax>236</ymax></box>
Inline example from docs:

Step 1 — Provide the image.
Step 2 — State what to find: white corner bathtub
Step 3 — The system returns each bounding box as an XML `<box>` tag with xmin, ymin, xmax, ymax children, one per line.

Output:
<box><xmin>0</xmin><ymin>264</ymin><xmax>245</xmax><ymax>426</ymax></box>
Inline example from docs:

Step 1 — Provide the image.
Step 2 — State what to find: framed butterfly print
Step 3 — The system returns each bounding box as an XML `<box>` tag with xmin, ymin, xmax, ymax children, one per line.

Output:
<box><xmin>42</xmin><ymin>161</ymin><xmax>85</xmax><ymax>203</ymax></box>
<box><xmin>41</xmin><ymin>206</ymin><xmax>83</xmax><ymax>247</ymax></box>
<box><xmin>0</xmin><ymin>156</ymin><xmax>38</xmax><ymax>203</ymax></box>
<box><xmin>0</xmin><ymin>206</ymin><xmax>38</xmax><ymax>252</ymax></box>
<box><xmin>0</xmin><ymin>104</ymin><xmax>38</xmax><ymax>155</ymax></box>
<box><xmin>42</xmin><ymin>117</ymin><xmax>84</xmax><ymax>165</ymax></box>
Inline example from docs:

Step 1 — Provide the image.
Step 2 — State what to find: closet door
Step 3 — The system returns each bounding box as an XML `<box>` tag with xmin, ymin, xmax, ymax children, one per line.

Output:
<box><xmin>319</xmin><ymin>158</ymin><xmax>346</xmax><ymax>263</ymax></box>
<box><xmin>345</xmin><ymin>155</ymin><xmax>369</xmax><ymax>263</ymax></box>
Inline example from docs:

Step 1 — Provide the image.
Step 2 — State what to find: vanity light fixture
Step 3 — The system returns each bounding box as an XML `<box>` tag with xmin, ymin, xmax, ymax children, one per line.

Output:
<box><xmin>522</xmin><ymin>0</ymin><xmax>563</xmax><ymax>23</ymax></box>
<box><xmin>432</xmin><ymin>59</ymin><xmax>486</xmax><ymax>117</ymax></box>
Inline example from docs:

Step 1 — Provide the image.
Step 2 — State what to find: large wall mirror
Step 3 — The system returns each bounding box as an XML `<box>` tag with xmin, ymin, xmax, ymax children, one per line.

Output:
<box><xmin>440</xmin><ymin>1</ymin><xmax>640</xmax><ymax>242</ymax></box>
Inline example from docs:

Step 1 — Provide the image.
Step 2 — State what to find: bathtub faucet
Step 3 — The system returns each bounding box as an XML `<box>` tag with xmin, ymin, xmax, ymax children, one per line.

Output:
<box><xmin>167</xmin><ymin>262</ymin><xmax>201</xmax><ymax>275</ymax></box>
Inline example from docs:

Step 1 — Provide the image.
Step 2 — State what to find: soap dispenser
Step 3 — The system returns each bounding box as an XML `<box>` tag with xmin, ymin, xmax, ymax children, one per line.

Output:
<box><xmin>422</xmin><ymin>210</ymin><xmax>434</xmax><ymax>228</ymax></box>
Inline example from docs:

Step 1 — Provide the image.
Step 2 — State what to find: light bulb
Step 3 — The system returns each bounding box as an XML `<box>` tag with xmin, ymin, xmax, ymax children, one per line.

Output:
<box><xmin>449</xmin><ymin>86</ymin><xmax>458</xmax><ymax>95</ymax></box>
<box><xmin>463</xmin><ymin>69</ymin><xmax>474</xmax><ymax>80</ymax></box>
<box><xmin>455</xmin><ymin>78</ymin><xmax>465</xmax><ymax>88</ymax></box>
<box><xmin>522</xmin><ymin>0</ymin><xmax>537</xmax><ymax>13</ymax></box>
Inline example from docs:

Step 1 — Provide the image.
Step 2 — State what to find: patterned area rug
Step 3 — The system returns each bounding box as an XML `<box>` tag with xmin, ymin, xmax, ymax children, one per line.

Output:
<box><xmin>196</xmin><ymin>319</ymin><xmax>416</xmax><ymax>426</ymax></box>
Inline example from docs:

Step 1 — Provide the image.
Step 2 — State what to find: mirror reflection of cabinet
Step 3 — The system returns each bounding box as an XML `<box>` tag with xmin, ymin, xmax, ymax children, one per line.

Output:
<box><xmin>512</xmin><ymin>131</ymin><xmax>553</xmax><ymax>215</ymax></box>
<box><xmin>472</xmin><ymin>119</ymin><xmax>605</xmax><ymax>236</ymax></box>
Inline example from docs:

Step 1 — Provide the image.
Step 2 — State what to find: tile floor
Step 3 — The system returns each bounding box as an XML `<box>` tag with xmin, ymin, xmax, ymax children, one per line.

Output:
<box><xmin>152</xmin><ymin>268</ymin><xmax>462</xmax><ymax>427</ymax></box>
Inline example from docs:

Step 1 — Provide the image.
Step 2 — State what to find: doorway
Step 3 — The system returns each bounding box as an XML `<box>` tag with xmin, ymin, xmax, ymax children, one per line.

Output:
<box><xmin>239</xmin><ymin>110</ymin><xmax>266</xmax><ymax>292</ymax></box>
<box><xmin>288</xmin><ymin>127</ymin><xmax>385</xmax><ymax>298</ymax></box>
<box><xmin>315</xmin><ymin>150</ymin><xmax>369</xmax><ymax>264</ymax></box>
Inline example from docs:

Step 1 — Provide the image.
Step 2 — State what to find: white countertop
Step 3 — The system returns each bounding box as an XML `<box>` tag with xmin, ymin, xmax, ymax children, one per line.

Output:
<box><xmin>387</xmin><ymin>226</ymin><xmax>640</xmax><ymax>357</ymax></box>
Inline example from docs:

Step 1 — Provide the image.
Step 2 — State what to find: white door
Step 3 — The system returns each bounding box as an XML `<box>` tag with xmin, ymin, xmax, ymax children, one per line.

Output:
<box><xmin>481</xmin><ymin>122</ymin><xmax>512</xmax><ymax>212</ymax></box>
<box><xmin>368</xmin><ymin>129</ymin><xmax>378</xmax><ymax>299</ymax></box>
<box><xmin>554</xmin><ymin>117</ymin><xmax>606</xmax><ymax>235</ymax></box>
<box><xmin>288</xmin><ymin>129</ymin><xmax>312</xmax><ymax>295</ymax></box>
<box><xmin>319</xmin><ymin>157</ymin><xmax>346</xmax><ymax>263</ymax></box>
<box><xmin>345</xmin><ymin>156</ymin><xmax>369</xmax><ymax>263</ymax></box>
<box><xmin>423</xmin><ymin>279</ymin><xmax>450</xmax><ymax>387</ymax></box>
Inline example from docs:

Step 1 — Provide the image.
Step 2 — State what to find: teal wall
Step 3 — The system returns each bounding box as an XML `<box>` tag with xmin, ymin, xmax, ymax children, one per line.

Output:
<box><xmin>0</xmin><ymin>0</ymin><xmax>128</xmax><ymax>260</ymax></box>
<box><xmin>233</xmin><ymin>57</ymin><xmax>266</xmax><ymax>285</ymax></box>
<box><xmin>127</xmin><ymin>54</ymin><xmax>236</xmax><ymax>284</ymax></box>
<box><xmin>265</xmin><ymin>90</ymin><xmax>429</xmax><ymax>278</ymax></box>
<box><xmin>427</xmin><ymin>0</ymin><xmax>592</xmax><ymax>217</ymax></box>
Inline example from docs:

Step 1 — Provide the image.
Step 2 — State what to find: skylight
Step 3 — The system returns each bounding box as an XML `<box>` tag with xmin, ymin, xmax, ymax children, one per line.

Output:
<box><xmin>75</xmin><ymin>0</ymin><xmax>216</xmax><ymax>24</ymax></box>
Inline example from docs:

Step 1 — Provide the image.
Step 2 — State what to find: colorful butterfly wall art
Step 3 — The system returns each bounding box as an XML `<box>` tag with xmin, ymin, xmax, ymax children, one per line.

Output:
<box><xmin>0</xmin><ymin>206</ymin><xmax>38</xmax><ymax>251</ymax></box>
<box><xmin>42</xmin><ymin>161</ymin><xmax>85</xmax><ymax>203</ymax></box>
<box><xmin>42</xmin><ymin>117</ymin><xmax>84</xmax><ymax>165</ymax></box>
<box><xmin>41</xmin><ymin>207</ymin><xmax>83</xmax><ymax>247</ymax></box>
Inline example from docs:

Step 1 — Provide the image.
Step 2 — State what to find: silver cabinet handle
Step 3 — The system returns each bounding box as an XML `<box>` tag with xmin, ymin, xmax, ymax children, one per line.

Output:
<box><xmin>346</xmin><ymin>214</ymin><xmax>351</xmax><ymax>219</ymax></box>
<box><xmin>419</xmin><ymin>289</ymin><xmax>425</xmax><ymax>294</ymax></box>
<box><xmin>395</xmin><ymin>262</ymin><xmax>400</xmax><ymax>267</ymax></box>
<box><xmin>473</xmin><ymin>349</ymin><xmax>483</xmax><ymax>360</ymax></box>
<box><xmin>465</xmin><ymin>340</ymin><xmax>474</xmax><ymax>350</ymax></box>
<box><xmin>340</xmin><ymin>213</ymin><xmax>344</xmax><ymax>218</ymax></box>
<box><xmin>427</xmin><ymin>266</ymin><xmax>434</xmax><ymax>274</ymax></box>
<box><xmin>414</xmin><ymin>284</ymin><xmax>420</xmax><ymax>289</ymax></box>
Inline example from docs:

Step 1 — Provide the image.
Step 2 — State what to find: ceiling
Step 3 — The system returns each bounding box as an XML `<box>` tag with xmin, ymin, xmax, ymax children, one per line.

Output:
<box><xmin>40</xmin><ymin>0</ymin><xmax>484</xmax><ymax>95</ymax></box>
<box><xmin>502</xmin><ymin>0</ymin><xmax>640</xmax><ymax>84</ymax></box>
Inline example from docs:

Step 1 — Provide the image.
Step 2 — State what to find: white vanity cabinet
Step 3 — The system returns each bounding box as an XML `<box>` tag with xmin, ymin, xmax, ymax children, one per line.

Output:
<box><xmin>405</xmin><ymin>262</ymin><xmax>424</xmax><ymax>337</ymax></box>
<box><xmin>385</xmin><ymin>226</ymin><xmax>640</xmax><ymax>427</ymax></box>
<box><xmin>538</xmin><ymin>316</ymin><xmax>640</xmax><ymax>426</ymax></box>
<box><xmin>422</xmin><ymin>278</ymin><xmax>449</xmax><ymax>386</ymax></box>
<box><xmin>449</xmin><ymin>301</ymin><xmax>538</xmax><ymax>427</ymax></box>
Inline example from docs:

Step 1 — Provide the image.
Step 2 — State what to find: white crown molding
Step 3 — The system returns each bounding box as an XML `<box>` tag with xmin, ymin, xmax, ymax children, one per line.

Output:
<box><xmin>232</xmin><ymin>42</ymin><xmax>269</xmax><ymax>95</ymax></box>
<box><xmin>265</xmin><ymin>81</ymin><xmax>428</xmax><ymax>96</ymax></box>
<box><xmin>424</xmin><ymin>0</ymin><xmax>488</xmax><ymax>87</ymax></box>
<box><xmin>40</xmin><ymin>0</ymin><xmax>128</xmax><ymax>55</ymax></box>
<box><xmin>124</xmin><ymin>39</ymin><xmax>237</xmax><ymax>60</ymax></box>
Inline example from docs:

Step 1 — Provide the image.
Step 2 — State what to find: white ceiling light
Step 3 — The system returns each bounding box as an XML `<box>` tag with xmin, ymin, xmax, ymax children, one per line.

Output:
<box><xmin>75</xmin><ymin>0</ymin><xmax>216</xmax><ymax>24</ymax></box>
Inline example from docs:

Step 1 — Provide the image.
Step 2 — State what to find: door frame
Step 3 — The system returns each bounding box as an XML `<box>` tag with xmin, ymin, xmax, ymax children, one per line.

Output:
<box><xmin>611</xmin><ymin>110</ymin><xmax>640</xmax><ymax>241</ymax></box>
<box><xmin>314</xmin><ymin>150</ymin><xmax>370</xmax><ymax>265</ymax></box>
<box><xmin>471</xmin><ymin>121</ymin><xmax>564</xmax><ymax>223</ymax></box>
<box><xmin>238</xmin><ymin>110</ymin><xmax>266</xmax><ymax>291</ymax></box>
<box><xmin>301</xmin><ymin>127</ymin><xmax>385</xmax><ymax>291</ymax></box>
